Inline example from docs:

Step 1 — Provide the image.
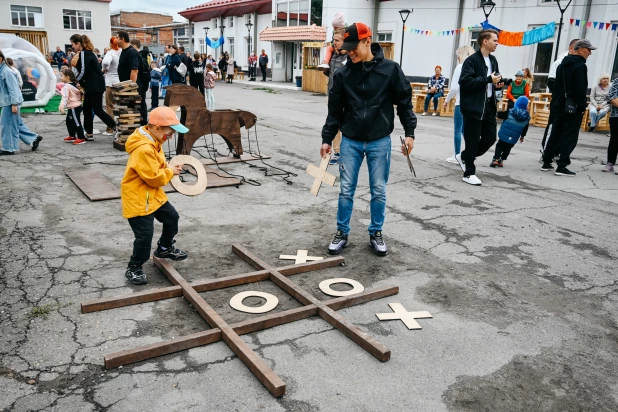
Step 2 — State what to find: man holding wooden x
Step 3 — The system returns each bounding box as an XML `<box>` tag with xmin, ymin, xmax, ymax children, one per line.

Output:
<box><xmin>321</xmin><ymin>22</ymin><xmax>416</xmax><ymax>257</ymax></box>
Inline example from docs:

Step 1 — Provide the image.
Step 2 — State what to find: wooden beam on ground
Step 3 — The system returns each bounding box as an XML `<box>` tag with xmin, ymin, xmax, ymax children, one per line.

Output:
<box><xmin>232</xmin><ymin>244</ymin><xmax>392</xmax><ymax>362</ymax></box>
<box><xmin>81</xmin><ymin>256</ymin><xmax>344</xmax><ymax>314</ymax></box>
<box><xmin>104</xmin><ymin>285</ymin><xmax>398</xmax><ymax>369</ymax></box>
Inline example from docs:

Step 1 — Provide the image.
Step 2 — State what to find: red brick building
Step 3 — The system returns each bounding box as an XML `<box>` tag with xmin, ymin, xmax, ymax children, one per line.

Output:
<box><xmin>110</xmin><ymin>11</ymin><xmax>174</xmax><ymax>47</ymax></box>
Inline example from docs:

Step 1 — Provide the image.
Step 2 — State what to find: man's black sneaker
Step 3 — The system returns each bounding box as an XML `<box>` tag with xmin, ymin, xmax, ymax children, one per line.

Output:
<box><xmin>32</xmin><ymin>135</ymin><xmax>42</xmax><ymax>151</ymax></box>
<box><xmin>328</xmin><ymin>230</ymin><xmax>348</xmax><ymax>255</ymax></box>
<box><xmin>153</xmin><ymin>241</ymin><xmax>188</xmax><ymax>261</ymax></box>
<box><xmin>541</xmin><ymin>163</ymin><xmax>553</xmax><ymax>172</ymax></box>
<box><xmin>370</xmin><ymin>231</ymin><xmax>388</xmax><ymax>256</ymax></box>
<box><xmin>85</xmin><ymin>134</ymin><xmax>95</xmax><ymax>142</ymax></box>
<box><xmin>555</xmin><ymin>167</ymin><xmax>576</xmax><ymax>176</ymax></box>
<box><xmin>125</xmin><ymin>266</ymin><xmax>147</xmax><ymax>285</ymax></box>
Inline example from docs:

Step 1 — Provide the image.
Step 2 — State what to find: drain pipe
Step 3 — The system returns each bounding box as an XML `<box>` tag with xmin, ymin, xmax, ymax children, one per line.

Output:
<box><xmin>449</xmin><ymin>0</ymin><xmax>465</xmax><ymax>84</ymax></box>
<box><xmin>580</xmin><ymin>0</ymin><xmax>592</xmax><ymax>39</ymax></box>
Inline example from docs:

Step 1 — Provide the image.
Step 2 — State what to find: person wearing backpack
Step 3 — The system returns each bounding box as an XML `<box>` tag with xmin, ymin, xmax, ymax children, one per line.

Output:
<box><xmin>166</xmin><ymin>45</ymin><xmax>184</xmax><ymax>85</ymax></box>
<box><xmin>131</xmin><ymin>40</ymin><xmax>151</xmax><ymax>125</ymax></box>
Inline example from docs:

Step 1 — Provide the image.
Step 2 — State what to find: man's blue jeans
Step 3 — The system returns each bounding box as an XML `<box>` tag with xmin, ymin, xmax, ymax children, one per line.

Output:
<box><xmin>424</xmin><ymin>91</ymin><xmax>443</xmax><ymax>112</ymax></box>
<box><xmin>337</xmin><ymin>136</ymin><xmax>391</xmax><ymax>236</ymax></box>
<box><xmin>1</xmin><ymin>105</ymin><xmax>37</xmax><ymax>152</ymax></box>
<box><xmin>453</xmin><ymin>105</ymin><xmax>463</xmax><ymax>155</ymax></box>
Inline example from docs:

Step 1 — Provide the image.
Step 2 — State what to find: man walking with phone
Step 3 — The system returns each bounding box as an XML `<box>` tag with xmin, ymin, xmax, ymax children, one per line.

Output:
<box><xmin>321</xmin><ymin>22</ymin><xmax>416</xmax><ymax>257</ymax></box>
<box><xmin>456</xmin><ymin>29</ymin><xmax>504</xmax><ymax>186</ymax></box>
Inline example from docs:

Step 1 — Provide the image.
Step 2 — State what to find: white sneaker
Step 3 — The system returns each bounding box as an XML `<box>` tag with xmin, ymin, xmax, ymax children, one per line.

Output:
<box><xmin>92</xmin><ymin>129</ymin><xmax>101</xmax><ymax>135</ymax></box>
<box><xmin>432</xmin><ymin>112</ymin><xmax>437</xmax><ymax>116</ymax></box>
<box><xmin>462</xmin><ymin>175</ymin><xmax>482</xmax><ymax>186</ymax></box>
<box><xmin>455</xmin><ymin>153</ymin><xmax>466</xmax><ymax>172</ymax></box>
<box><xmin>34</xmin><ymin>108</ymin><xmax>40</xmax><ymax>113</ymax></box>
<box><xmin>102</xmin><ymin>131</ymin><xmax>114</xmax><ymax>136</ymax></box>
<box><xmin>446</xmin><ymin>155</ymin><xmax>458</xmax><ymax>164</ymax></box>
<box><xmin>421</xmin><ymin>112</ymin><xmax>427</xmax><ymax>116</ymax></box>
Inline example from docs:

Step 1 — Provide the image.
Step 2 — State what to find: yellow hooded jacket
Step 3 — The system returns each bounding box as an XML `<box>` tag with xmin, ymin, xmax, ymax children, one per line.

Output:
<box><xmin>121</xmin><ymin>126</ymin><xmax>174</xmax><ymax>219</ymax></box>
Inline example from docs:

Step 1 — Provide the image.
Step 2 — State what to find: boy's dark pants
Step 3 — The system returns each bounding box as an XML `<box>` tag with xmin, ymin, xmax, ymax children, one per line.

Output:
<box><xmin>151</xmin><ymin>85</ymin><xmax>159</xmax><ymax>110</ymax></box>
<box><xmin>128</xmin><ymin>201</ymin><xmax>179</xmax><ymax>268</ymax></box>
<box><xmin>494</xmin><ymin>140</ymin><xmax>515</xmax><ymax>160</ymax></box>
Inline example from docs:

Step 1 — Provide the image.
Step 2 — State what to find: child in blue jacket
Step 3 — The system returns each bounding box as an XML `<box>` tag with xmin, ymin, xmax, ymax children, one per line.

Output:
<box><xmin>149</xmin><ymin>62</ymin><xmax>162</xmax><ymax>111</ymax></box>
<box><xmin>491</xmin><ymin>96</ymin><xmax>530</xmax><ymax>167</ymax></box>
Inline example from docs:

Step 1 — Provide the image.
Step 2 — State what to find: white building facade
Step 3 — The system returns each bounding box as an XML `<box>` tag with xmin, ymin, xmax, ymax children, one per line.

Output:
<box><xmin>322</xmin><ymin>0</ymin><xmax>618</xmax><ymax>91</ymax></box>
<box><xmin>179</xmin><ymin>0</ymin><xmax>272</xmax><ymax>71</ymax></box>
<box><xmin>1</xmin><ymin>0</ymin><xmax>112</xmax><ymax>54</ymax></box>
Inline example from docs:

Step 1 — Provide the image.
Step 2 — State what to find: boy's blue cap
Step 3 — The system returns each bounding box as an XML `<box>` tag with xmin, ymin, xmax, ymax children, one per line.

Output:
<box><xmin>515</xmin><ymin>96</ymin><xmax>529</xmax><ymax>110</ymax></box>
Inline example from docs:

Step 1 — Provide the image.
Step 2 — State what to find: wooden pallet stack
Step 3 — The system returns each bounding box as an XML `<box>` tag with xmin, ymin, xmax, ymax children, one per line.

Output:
<box><xmin>111</xmin><ymin>80</ymin><xmax>141</xmax><ymax>151</ymax></box>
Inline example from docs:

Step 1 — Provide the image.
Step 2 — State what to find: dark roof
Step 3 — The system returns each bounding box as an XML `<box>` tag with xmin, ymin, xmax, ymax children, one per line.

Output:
<box><xmin>179</xmin><ymin>0</ymin><xmax>272</xmax><ymax>22</ymax></box>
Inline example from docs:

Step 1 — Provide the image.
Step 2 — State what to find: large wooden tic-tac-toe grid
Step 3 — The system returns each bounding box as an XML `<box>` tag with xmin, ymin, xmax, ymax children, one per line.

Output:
<box><xmin>81</xmin><ymin>245</ymin><xmax>399</xmax><ymax>397</ymax></box>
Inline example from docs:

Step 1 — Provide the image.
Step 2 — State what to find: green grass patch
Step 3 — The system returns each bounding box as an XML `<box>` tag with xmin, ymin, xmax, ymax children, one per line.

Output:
<box><xmin>26</xmin><ymin>302</ymin><xmax>71</xmax><ymax>320</ymax></box>
<box><xmin>252</xmin><ymin>87</ymin><xmax>281</xmax><ymax>94</ymax></box>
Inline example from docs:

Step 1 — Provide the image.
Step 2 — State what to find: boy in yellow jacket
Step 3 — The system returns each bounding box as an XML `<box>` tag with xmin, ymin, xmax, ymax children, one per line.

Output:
<box><xmin>121</xmin><ymin>106</ymin><xmax>189</xmax><ymax>285</ymax></box>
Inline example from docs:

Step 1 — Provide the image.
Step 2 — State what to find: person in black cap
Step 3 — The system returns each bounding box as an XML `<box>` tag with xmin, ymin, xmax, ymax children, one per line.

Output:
<box><xmin>541</xmin><ymin>39</ymin><xmax>596</xmax><ymax>176</ymax></box>
<box><xmin>321</xmin><ymin>22</ymin><xmax>417</xmax><ymax>257</ymax></box>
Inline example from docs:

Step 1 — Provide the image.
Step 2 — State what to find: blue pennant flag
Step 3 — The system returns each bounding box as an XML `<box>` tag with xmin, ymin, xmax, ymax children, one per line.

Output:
<box><xmin>206</xmin><ymin>36</ymin><xmax>225</xmax><ymax>49</ymax></box>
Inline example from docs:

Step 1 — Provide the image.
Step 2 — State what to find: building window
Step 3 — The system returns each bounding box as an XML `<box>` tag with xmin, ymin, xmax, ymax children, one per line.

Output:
<box><xmin>470</xmin><ymin>30</ymin><xmax>481</xmax><ymax>52</ymax></box>
<box><xmin>377</xmin><ymin>32</ymin><xmax>392</xmax><ymax>42</ymax></box>
<box><xmin>11</xmin><ymin>5</ymin><xmax>43</xmax><ymax>28</ymax></box>
<box><xmin>229</xmin><ymin>38</ymin><xmax>235</xmax><ymax>57</ymax></box>
<box><xmin>276</xmin><ymin>2</ymin><xmax>288</xmax><ymax>27</ymax></box>
<box><xmin>230</xmin><ymin>17</ymin><xmax>234</xmax><ymax>27</ymax></box>
<box><xmin>214</xmin><ymin>18</ymin><xmax>218</xmax><ymax>29</ymax></box>
<box><xmin>199</xmin><ymin>38</ymin><xmax>205</xmax><ymax>54</ymax></box>
<box><xmin>176</xmin><ymin>28</ymin><xmax>186</xmax><ymax>36</ymax></box>
<box><xmin>63</xmin><ymin>9</ymin><xmax>92</xmax><ymax>30</ymax></box>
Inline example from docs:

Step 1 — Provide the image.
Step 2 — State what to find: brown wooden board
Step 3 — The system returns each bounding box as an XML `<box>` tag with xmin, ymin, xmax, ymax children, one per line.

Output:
<box><xmin>67</xmin><ymin>168</ymin><xmax>241</xmax><ymax>201</ymax></box>
<box><xmin>65</xmin><ymin>170</ymin><xmax>120</xmax><ymax>201</ymax></box>
<box><xmin>80</xmin><ymin>244</ymin><xmax>398</xmax><ymax>398</ymax></box>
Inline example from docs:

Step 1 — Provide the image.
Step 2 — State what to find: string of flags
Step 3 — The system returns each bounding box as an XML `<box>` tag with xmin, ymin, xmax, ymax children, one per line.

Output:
<box><xmin>569</xmin><ymin>19</ymin><xmax>618</xmax><ymax>31</ymax></box>
<box><xmin>402</xmin><ymin>24</ymin><xmax>483</xmax><ymax>37</ymax></box>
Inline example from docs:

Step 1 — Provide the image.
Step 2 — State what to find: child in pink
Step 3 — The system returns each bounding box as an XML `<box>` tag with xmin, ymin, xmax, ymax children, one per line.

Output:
<box><xmin>317</xmin><ymin>13</ymin><xmax>345</xmax><ymax>71</ymax></box>
<box><xmin>58</xmin><ymin>67</ymin><xmax>86</xmax><ymax>145</ymax></box>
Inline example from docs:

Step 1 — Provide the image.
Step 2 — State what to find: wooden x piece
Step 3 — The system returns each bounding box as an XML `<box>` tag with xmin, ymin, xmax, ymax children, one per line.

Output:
<box><xmin>279</xmin><ymin>250</ymin><xmax>324</xmax><ymax>264</ymax></box>
<box><xmin>233</xmin><ymin>245</ymin><xmax>392</xmax><ymax>362</ymax></box>
<box><xmin>376</xmin><ymin>303</ymin><xmax>432</xmax><ymax>330</ymax></box>
<box><xmin>306</xmin><ymin>157</ymin><xmax>336</xmax><ymax>196</ymax></box>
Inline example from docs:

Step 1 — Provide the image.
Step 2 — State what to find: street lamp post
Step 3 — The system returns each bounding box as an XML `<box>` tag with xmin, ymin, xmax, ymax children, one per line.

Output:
<box><xmin>398</xmin><ymin>9</ymin><xmax>412</xmax><ymax>68</ymax></box>
<box><xmin>480</xmin><ymin>0</ymin><xmax>496</xmax><ymax>22</ymax></box>
<box><xmin>554</xmin><ymin>0</ymin><xmax>573</xmax><ymax>60</ymax></box>
<box><xmin>246</xmin><ymin>21</ymin><xmax>253</xmax><ymax>55</ymax></box>
<box><xmin>204</xmin><ymin>26</ymin><xmax>209</xmax><ymax>56</ymax></box>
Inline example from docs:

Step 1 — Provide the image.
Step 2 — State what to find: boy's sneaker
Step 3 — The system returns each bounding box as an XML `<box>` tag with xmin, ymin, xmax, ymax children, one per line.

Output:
<box><xmin>125</xmin><ymin>266</ymin><xmax>147</xmax><ymax>285</ymax></box>
<box><xmin>489</xmin><ymin>159</ymin><xmax>499</xmax><ymax>168</ymax></box>
<box><xmin>328</xmin><ymin>230</ymin><xmax>348</xmax><ymax>255</ymax></box>
<box><xmin>369</xmin><ymin>231</ymin><xmax>388</xmax><ymax>256</ymax></box>
<box><xmin>462</xmin><ymin>175</ymin><xmax>482</xmax><ymax>186</ymax></box>
<box><xmin>498</xmin><ymin>159</ymin><xmax>504</xmax><ymax>167</ymax></box>
<box><xmin>555</xmin><ymin>167</ymin><xmax>576</xmax><ymax>177</ymax></box>
<box><xmin>73</xmin><ymin>138</ymin><xmax>86</xmax><ymax>145</ymax></box>
<box><xmin>446</xmin><ymin>155</ymin><xmax>458</xmax><ymax>164</ymax></box>
<box><xmin>153</xmin><ymin>241</ymin><xmax>188</xmax><ymax>261</ymax></box>
<box><xmin>32</xmin><ymin>135</ymin><xmax>42</xmax><ymax>151</ymax></box>
<box><xmin>455</xmin><ymin>153</ymin><xmax>465</xmax><ymax>172</ymax></box>
<box><xmin>602</xmin><ymin>163</ymin><xmax>614</xmax><ymax>172</ymax></box>
<box><xmin>102</xmin><ymin>130</ymin><xmax>114</xmax><ymax>136</ymax></box>
<box><xmin>329</xmin><ymin>152</ymin><xmax>340</xmax><ymax>165</ymax></box>
<box><xmin>64</xmin><ymin>136</ymin><xmax>77</xmax><ymax>142</ymax></box>
<box><xmin>540</xmin><ymin>163</ymin><xmax>553</xmax><ymax>172</ymax></box>
<box><xmin>85</xmin><ymin>135</ymin><xmax>95</xmax><ymax>142</ymax></box>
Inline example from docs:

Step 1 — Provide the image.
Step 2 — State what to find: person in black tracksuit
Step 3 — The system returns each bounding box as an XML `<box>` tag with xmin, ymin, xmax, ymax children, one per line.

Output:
<box><xmin>541</xmin><ymin>39</ymin><xmax>595</xmax><ymax>176</ymax></box>
<box><xmin>321</xmin><ymin>23</ymin><xmax>416</xmax><ymax>257</ymax></box>
<box><xmin>189</xmin><ymin>52</ymin><xmax>205</xmax><ymax>95</ymax></box>
<box><xmin>70</xmin><ymin>34</ymin><xmax>117</xmax><ymax>140</ymax></box>
<box><xmin>259</xmin><ymin>50</ymin><xmax>268</xmax><ymax>82</ymax></box>
<box><xmin>457</xmin><ymin>29</ymin><xmax>504</xmax><ymax>186</ymax></box>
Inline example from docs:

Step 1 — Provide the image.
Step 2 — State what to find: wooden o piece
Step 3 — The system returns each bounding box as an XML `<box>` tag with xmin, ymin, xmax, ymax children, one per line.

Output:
<box><xmin>229</xmin><ymin>291</ymin><xmax>279</xmax><ymax>314</ymax></box>
<box><xmin>168</xmin><ymin>155</ymin><xmax>208</xmax><ymax>196</ymax></box>
<box><xmin>319</xmin><ymin>278</ymin><xmax>364</xmax><ymax>297</ymax></box>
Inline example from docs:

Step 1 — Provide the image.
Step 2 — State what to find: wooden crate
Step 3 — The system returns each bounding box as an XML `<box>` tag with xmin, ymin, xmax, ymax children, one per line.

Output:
<box><xmin>439</xmin><ymin>97</ymin><xmax>455</xmax><ymax>117</ymax></box>
<box><xmin>581</xmin><ymin>108</ymin><xmax>610</xmax><ymax>132</ymax></box>
<box><xmin>302</xmin><ymin>69</ymin><xmax>328</xmax><ymax>94</ymax></box>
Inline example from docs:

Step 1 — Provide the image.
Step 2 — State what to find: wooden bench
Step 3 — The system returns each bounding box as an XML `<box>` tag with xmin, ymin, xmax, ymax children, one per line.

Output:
<box><xmin>234</xmin><ymin>69</ymin><xmax>245</xmax><ymax>80</ymax></box>
<box><xmin>414</xmin><ymin>92</ymin><xmax>449</xmax><ymax>115</ymax></box>
<box><xmin>581</xmin><ymin>109</ymin><xmax>610</xmax><ymax>132</ymax></box>
<box><xmin>439</xmin><ymin>97</ymin><xmax>455</xmax><ymax>117</ymax></box>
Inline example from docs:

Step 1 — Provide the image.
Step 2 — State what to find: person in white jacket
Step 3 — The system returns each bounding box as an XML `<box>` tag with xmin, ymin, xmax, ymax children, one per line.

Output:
<box><xmin>443</xmin><ymin>45</ymin><xmax>475</xmax><ymax>164</ymax></box>
<box><xmin>101</xmin><ymin>37</ymin><xmax>121</xmax><ymax>136</ymax></box>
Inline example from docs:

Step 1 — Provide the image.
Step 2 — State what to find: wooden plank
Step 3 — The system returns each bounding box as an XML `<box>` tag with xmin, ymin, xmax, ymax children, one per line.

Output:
<box><xmin>82</xmin><ymin>256</ymin><xmax>345</xmax><ymax>314</ymax></box>
<box><xmin>66</xmin><ymin>169</ymin><xmax>120</xmax><ymax>202</ymax></box>
<box><xmin>199</xmin><ymin>154</ymin><xmax>271</xmax><ymax>166</ymax></box>
<box><xmin>103</xmin><ymin>285</ymin><xmax>398</xmax><ymax>369</ymax></box>
<box><xmin>156</xmin><ymin>258</ymin><xmax>286</xmax><ymax>398</ymax></box>
<box><xmin>232</xmin><ymin>245</ymin><xmax>392</xmax><ymax>362</ymax></box>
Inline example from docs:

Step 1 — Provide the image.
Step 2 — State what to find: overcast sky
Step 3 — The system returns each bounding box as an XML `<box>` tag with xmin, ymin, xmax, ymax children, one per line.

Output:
<box><xmin>109</xmin><ymin>0</ymin><xmax>200</xmax><ymax>22</ymax></box>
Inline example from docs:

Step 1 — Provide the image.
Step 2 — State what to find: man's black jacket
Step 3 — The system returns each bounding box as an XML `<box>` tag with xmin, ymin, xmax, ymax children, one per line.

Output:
<box><xmin>552</xmin><ymin>54</ymin><xmax>588</xmax><ymax>114</ymax></box>
<box><xmin>459</xmin><ymin>50</ymin><xmax>500</xmax><ymax>120</ymax></box>
<box><xmin>322</xmin><ymin>43</ymin><xmax>416</xmax><ymax>145</ymax></box>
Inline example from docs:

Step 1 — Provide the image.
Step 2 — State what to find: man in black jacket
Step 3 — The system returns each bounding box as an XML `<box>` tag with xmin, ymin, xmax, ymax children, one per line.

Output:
<box><xmin>457</xmin><ymin>29</ymin><xmax>504</xmax><ymax>186</ymax></box>
<box><xmin>131</xmin><ymin>39</ymin><xmax>151</xmax><ymax>125</ymax></box>
<box><xmin>321</xmin><ymin>22</ymin><xmax>416</xmax><ymax>257</ymax></box>
<box><xmin>541</xmin><ymin>39</ymin><xmax>595</xmax><ymax>176</ymax></box>
<box><xmin>258</xmin><ymin>49</ymin><xmax>268</xmax><ymax>81</ymax></box>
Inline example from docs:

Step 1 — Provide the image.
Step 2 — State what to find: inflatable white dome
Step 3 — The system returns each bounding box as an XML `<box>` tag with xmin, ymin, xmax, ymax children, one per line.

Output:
<box><xmin>0</xmin><ymin>34</ymin><xmax>56</xmax><ymax>108</ymax></box>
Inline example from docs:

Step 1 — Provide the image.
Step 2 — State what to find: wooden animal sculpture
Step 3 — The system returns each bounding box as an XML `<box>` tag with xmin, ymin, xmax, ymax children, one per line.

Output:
<box><xmin>163</xmin><ymin>84</ymin><xmax>257</xmax><ymax>157</ymax></box>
